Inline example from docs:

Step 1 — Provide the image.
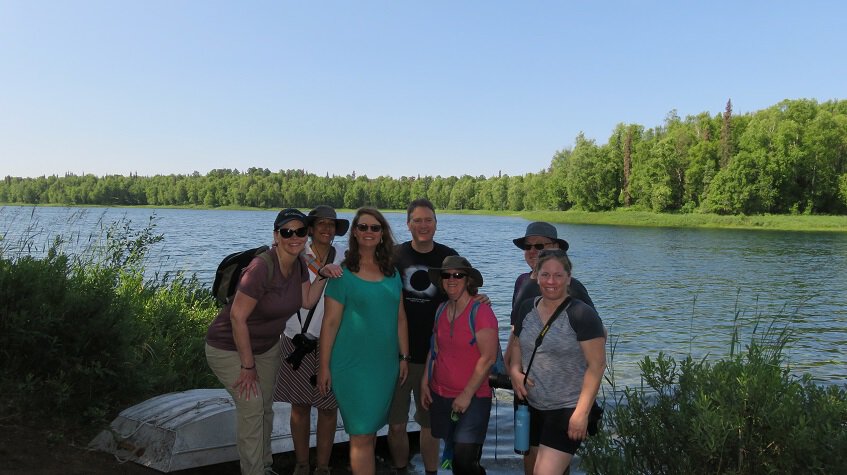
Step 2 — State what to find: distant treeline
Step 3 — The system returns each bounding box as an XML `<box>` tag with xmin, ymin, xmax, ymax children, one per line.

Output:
<box><xmin>3</xmin><ymin>98</ymin><xmax>847</xmax><ymax>215</ymax></box>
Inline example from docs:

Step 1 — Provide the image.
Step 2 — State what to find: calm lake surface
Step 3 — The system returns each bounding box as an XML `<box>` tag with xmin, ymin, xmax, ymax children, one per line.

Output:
<box><xmin>3</xmin><ymin>205</ymin><xmax>846</xmax><ymax>472</ymax></box>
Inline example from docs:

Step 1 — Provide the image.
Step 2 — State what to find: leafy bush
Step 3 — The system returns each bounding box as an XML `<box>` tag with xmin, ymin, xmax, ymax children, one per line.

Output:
<box><xmin>581</xmin><ymin>321</ymin><xmax>847</xmax><ymax>474</ymax></box>
<box><xmin>0</xmin><ymin>216</ymin><xmax>219</xmax><ymax>424</ymax></box>
<box><xmin>116</xmin><ymin>271</ymin><xmax>219</xmax><ymax>392</ymax></box>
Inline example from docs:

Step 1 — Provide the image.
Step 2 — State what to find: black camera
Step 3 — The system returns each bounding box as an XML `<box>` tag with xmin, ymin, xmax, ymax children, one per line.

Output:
<box><xmin>488</xmin><ymin>372</ymin><xmax>512</xmax><ymax>390</ymax></box>
<box><xmin>285</xmin><ymin>333</ymin><xmax>318</xmax><ymax>371</ymax></box>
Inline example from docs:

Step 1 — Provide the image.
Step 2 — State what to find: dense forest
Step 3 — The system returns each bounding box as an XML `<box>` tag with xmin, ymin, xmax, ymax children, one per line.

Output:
<box><xmin>3</xmin><ymin>99</ymin><xmax>847</xmax><ymax>215</ymax></box>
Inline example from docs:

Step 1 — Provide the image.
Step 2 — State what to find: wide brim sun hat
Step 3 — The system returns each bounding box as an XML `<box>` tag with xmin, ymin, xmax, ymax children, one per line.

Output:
<box><xmin>428</xmin><ymin>255</ymin><xmax>484</xmax><ymax>289</ymax></box>
<box><xmin>512</xmin><ymin>221</ymin><xmax>569</xmax><ymax>251</ymax></box>
<box><xmin>308</xmin><ymin>205</ymin><xmax>350</xmax><ymax>236</ymax></box>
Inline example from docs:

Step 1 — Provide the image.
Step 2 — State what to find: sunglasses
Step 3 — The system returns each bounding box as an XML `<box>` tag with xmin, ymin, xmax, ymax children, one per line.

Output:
<box><xmin>441</xmin><ymin>272</ymin><xmax>467</xmax><ymax>280</ymax></box>
<box><xmin>278</xmin><ymin>226</ymin><xmax>308</xmax><ymax>239</ymax></box>
<box><xmin>522</xmin><ymin>243</ymin><xmax>553</xmax><ymax>251</ymax></box>
<box><xmin>355</xmin><ymin>223</ymin><xmax>383</xmax><ymax>232</ymax></box>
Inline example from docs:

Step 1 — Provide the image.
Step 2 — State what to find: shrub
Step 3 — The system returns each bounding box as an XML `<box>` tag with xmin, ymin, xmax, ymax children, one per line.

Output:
<box><xmin>0</xmin><ymin>216</ymin><xmax>219</xmax><ymax>425</ymax></box>
<box><xmin>581</xmin><ymin>321</ymin><xmax>847</xmax><ymax>474</ymax></box>
<box><xmin>117</xmin><ymin>271</ymin><xmax>219</xmax><ymax>392</ymax></box>
<box><xmin>0</xmin><ymin>252</ymin><xmax>143</xmax><ymax>421</ymax></box>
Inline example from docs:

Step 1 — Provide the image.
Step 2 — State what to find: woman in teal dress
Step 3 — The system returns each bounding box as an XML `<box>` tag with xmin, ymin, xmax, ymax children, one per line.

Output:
<box><xmin>318</xmin><ymin>207</ymin><xmax>410</xmax><ymax>475</ymax></box>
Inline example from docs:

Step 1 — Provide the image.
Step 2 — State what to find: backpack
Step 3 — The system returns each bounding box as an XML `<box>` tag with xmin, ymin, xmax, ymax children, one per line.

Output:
<box><xmin>428</xmin><ymin>300</ymin><xmax>508</xmax><ymax>383</ymax></box>
<box><xmin>212</xmin><ymin>246</ymin><xmax>274</xmax><ymax>305</ymax></box>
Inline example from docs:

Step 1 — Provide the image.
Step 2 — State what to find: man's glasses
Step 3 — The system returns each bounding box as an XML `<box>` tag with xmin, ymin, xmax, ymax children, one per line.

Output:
<box><xmin>522</xmin><ymin>242</ymin><xmax>553</xmax><ymax>251</ymax></box>
<box><xmin>278</xmin><ymin>227</ymin><xmax>308</xmax><ymax>239</ymax></box>
<box><xmin>441</xmin><ymin>272</ymin><xmax>467</xmax><ymax>280</ymax></box>
<box><xmin>355</xmin><ymin>223</ymin><xmax>383</xmax><ymax>232</ymax></box>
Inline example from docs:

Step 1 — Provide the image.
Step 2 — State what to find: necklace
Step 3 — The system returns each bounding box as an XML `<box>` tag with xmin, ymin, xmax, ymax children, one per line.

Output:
<box><xmin>311</xmin><ymin>244</ymin><xmax>329</xmax><ymax>266</ymax></box>
<box><xmin>448</xmin><ymin>296</ymin><xmax>467</xmax><ymax>338</ymax></box>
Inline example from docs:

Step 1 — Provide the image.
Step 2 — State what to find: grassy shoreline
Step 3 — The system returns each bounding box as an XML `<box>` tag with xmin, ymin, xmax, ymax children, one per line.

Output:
<box><xmin>4</xmin><ymin>202</ymin><xmax>847</xmax><ymax>232</ymax></box>
<box><xmin>516</xmin><ymin>209</ymin><xmax>847</xmax><ymax>232</ymax></box>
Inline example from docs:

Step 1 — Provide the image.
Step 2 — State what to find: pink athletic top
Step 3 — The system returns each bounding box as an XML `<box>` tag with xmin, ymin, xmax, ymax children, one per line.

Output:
<box><xmin>430</xmin><ymin>301</ymin><xmax>498</xmax><ymax>398</ymax></box>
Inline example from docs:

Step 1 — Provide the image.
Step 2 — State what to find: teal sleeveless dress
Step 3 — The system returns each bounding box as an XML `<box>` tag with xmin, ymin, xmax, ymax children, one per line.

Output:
<box><xmin>324</xmin><ymin>269</ymin><xmax>402</xmax><ymax>435</ymax></box>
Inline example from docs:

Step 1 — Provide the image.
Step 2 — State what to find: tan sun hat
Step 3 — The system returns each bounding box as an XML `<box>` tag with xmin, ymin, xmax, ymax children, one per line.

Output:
<box><xmin>427</xmin><ymin>255</ymin><xmax>484</xmax><ymax>289</ymax></box>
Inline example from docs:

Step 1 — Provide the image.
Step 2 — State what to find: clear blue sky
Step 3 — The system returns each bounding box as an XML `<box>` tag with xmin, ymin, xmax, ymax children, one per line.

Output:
<box><xmin>2</xmin><ymin>1</ymin><xmax>845</xmax><ymax>179</ymax></box>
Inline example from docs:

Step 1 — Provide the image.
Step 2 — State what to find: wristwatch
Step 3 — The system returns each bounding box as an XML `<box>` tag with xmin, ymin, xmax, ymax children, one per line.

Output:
<box><xmin>399</xmin><ymin>354</ymin><xmax>412</xmax><ymax>362</ymax></box>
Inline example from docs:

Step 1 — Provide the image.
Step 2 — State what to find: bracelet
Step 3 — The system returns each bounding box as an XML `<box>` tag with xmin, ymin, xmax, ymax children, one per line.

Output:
<box><xmin>317</xmin><ymin>267</ymin><xmax>328</xmax><ymax>280</ymax></box>
<box><xmin>399</xmin><ymin>354</ymin><xmax>411</xmax><ymax>362</ymax></box>
<box><xmin>241</xmin><ymin>363</ymin><xmax>256</xmax><ymax>370</ymax></box>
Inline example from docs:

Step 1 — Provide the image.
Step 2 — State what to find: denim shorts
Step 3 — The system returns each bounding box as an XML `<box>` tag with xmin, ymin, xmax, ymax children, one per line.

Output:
<box><xmin>429</xmin><ymin>392</ymin><xmax>491</xmax><ymax>444</ymax></box>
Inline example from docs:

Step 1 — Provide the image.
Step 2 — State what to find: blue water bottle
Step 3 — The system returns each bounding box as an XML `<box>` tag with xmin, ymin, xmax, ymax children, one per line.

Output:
<box><xmin>514</xmin><ymin>400</ymin><xmax>530</xmax><ymax>455</ymax></box>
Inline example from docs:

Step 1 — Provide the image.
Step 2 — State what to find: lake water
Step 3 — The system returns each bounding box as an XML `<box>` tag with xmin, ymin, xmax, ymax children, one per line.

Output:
<box><xmin>3</xmin><ymin>205</ymin><xmax>846</xmax><ymax>472</ymax></box>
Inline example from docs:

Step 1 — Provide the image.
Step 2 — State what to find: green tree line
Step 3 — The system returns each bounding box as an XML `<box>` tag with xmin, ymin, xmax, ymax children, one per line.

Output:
<box><xmin>3</xmin><ymin>99</ymin><xmax>847</xmax><ymax>214</ymax></box>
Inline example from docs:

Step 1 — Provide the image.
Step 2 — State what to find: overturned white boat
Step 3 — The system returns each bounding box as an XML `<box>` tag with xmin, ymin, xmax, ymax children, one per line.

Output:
<box><xmin>89</xmin><ymin>388</ymin><xmax>420</xmax><ymax>472</ymax></box>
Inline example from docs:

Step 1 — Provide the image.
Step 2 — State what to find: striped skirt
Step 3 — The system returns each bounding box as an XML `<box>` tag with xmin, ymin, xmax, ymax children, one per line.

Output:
<box><xmin>274</xmin><ymin>335</ymin><xmax>338</xmax><ymax>410</ymax></box>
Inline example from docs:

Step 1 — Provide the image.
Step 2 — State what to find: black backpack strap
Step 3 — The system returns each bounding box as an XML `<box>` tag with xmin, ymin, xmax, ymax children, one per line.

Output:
<box><xmin>238</xmin><ymin>249</ymin><xmax>274</xmax><ymax>304</ymax></box>
<box><xmin>326</xmin><ymin>246</ymin><xmax>337</xmax><ymax>268</ymax></box>
<box><xmin>523</xmin><ymin>297</ymin><xmax>572</xmax><ymax>387</ymax></box>
<box><xmin>258</xmin><ymin>249</ymin><xmax>274</xmax><ymax>289</ymax></box>
<box><xmin>299</xmin><ymin>306</ymin><xmax>318</xmax><ymax>335</ymax></box>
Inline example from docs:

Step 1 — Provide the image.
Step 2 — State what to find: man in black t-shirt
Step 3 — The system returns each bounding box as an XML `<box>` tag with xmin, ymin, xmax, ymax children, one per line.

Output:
<box><xmin>388</xmin><ymin>198</ymin><xmax>457</xmax><ymax>475</ymax></box>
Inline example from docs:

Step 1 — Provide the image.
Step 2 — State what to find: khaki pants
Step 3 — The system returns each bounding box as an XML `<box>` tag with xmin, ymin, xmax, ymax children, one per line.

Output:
<box><xmin>206</xmin><ymin>343</ymin><xmax>281</xmax><ymax>475</ymax></box>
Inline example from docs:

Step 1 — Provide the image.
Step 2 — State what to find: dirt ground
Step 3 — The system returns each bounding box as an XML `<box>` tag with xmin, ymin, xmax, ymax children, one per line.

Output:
<box><xmin>0</xmin><ymin>420</ymin><xmax>411</xmax><ymax>475</ymax></box>
<box><xmin>0</xmin><ymin>420</ymin><xmax>236</xmax><ymax>475</ymax></box>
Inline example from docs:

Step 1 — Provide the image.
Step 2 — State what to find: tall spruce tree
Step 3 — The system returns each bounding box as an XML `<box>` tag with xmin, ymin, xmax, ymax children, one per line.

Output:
<box><xmin>720</xmin><ymin>98</ymin><xmax>733</xmax><ymax>167</ymax></box>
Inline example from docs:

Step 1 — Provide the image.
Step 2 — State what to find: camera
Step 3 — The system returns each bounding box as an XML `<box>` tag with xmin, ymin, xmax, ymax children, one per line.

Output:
<box><xmin>488</xmin><ymin>372</ymin><xmax>512</xmax><ymax>390</ymax></box>
<box><xmin>285</xmin><ymin>333</ymin><xmax>318</xmax><ymax>371</ymax></box>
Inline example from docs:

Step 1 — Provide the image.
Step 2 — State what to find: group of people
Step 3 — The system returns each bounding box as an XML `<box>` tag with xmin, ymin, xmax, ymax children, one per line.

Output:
<box><xmin>204</xmin><ymin>199</ymin><xmax>607</xmax><ymax>475</ymax></box>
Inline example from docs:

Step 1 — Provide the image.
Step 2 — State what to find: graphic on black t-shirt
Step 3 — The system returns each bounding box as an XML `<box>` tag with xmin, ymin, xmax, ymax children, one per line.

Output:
<box><xmin>402</xmin><ymin>264</ymin><xmax>438</xmax><ymax>301</ymax></box>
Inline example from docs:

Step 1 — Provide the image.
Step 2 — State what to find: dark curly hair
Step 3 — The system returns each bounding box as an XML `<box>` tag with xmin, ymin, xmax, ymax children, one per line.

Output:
<box><xmin>343</xmin><ymin>207</ymin><xmax>396</xmax><ymax>277</ymax></box>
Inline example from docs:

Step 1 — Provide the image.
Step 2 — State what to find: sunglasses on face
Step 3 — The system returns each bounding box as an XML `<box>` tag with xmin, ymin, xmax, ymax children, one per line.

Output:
<box><xmin>278</xmin><ymin>226</ymin><xmax>308</xmax><ymax>239</ymax></box>
<box><xmin>522</xmin><ymin>242</ymin><xmax>553</xmax><ymax>251</ymax></box>
<box><xmin>441</xmin><ymin>272</ymin><xmax>467</xmax><ymax>280</ymax></box>
<box><xmin>355</xmin><ymin>223</ymin><xmax>383</xmax><ymax>232</ymax></box>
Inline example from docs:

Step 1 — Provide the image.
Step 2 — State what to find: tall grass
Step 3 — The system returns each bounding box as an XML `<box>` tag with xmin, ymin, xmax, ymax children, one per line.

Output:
<box><xmin>0</xmin><ymin>214</ymin><xmax>219</xmax><ymax>425</ymax></box>
<box><xmin>581</xmin><ymin>315</ymin><xmax>847</xmax><ymax>474</ymax></box>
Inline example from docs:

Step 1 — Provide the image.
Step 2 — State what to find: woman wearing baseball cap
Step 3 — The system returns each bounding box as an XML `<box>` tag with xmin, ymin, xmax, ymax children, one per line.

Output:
<box><xmin>205</xmin><ymin>208</ymin><xmax>342</xmax><ymax>475</ymax></box>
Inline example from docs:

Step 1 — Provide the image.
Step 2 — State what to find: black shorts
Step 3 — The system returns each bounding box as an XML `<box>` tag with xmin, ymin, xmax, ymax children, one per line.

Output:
<box><xmin>528</xmin><ymin>406</ymin><xmax>586</xmax><ymax>455</ymax></box>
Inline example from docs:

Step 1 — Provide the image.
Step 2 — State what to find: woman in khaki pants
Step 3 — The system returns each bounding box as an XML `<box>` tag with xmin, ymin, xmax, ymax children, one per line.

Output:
<box><xmin>205</xmin><ymin>208</ymin><xmax>340</xmax><ymax>475</ymax></box>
